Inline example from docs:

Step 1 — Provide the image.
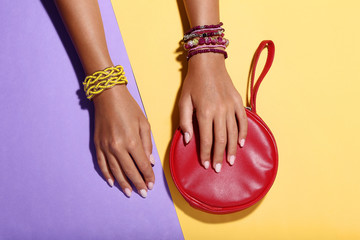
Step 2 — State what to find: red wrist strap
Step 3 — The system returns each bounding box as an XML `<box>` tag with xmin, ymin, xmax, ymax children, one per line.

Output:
<box><xmin>249</xmin><ymin>40</ymin><xmax>275</xmax><ymax>114</ymax></box>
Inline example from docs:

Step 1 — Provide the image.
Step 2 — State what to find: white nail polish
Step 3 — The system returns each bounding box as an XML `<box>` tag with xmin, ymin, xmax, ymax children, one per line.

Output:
<box><xmin>204</xmin><ymin>161</ymin><xmax>210</xmax><ymax>169</ymax></box>
<box><xmin>229</xmin><ymin>155</ymin><xmax>235</xmax><ymax>166</ymax></box>
<box><xmin>124</xmin><ymin>188</ymin><xmax>132</xmax><ymax>197</ymax></box>
<box><xmin>215</xmin><ymin>163</ymin><xmax>222</xmax><ymax>173</ymax></box>
<box><xmin>107</xmin><ymin>179</ymin><xmax>114</xmax><ymax>187</ymax></box>
<box><xmin>149</xmin><ymin>154</ymin><xmax>155</xmax><ymax>165</ymax></box>
<box><xmin>147</xmin><ymin>182</ymin><xmax>154</xmax><ymax>190</ymax></box>
<box><xmin>184</xmin><ymin>132</ymin><xmax>190</xmax><ymax>144</ymax></box>
<box><xmin>240</xmin><ymin>139</ymin><xmax>246</xmax><ymax>148</ymax></box>
<box><xmin>139</xmin><ymin>189</ymin><xmax>147</xmax><ymax>198</ymax></box>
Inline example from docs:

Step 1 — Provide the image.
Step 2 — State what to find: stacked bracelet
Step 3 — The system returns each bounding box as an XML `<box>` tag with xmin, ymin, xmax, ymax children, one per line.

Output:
<box><xmin>184</xmin><ymin>36</ymin><xmax>229</xmax><ymax>50</ymax></box>
<box><xmin>189</xmin><ymin>44</ymin><xmax>226</xmax><ymax>53</ymax></box>
<box><xmin>187</xmin><ymin>49</ymin><xmax>228</xmax><ymax>61</ymax></box>
<box><xmin>183</xmin><ymin>28</ymin><xmax>224</xmax><ymax>41</ymax></box>
<box><xmin>182</xmin><ymin>22</ymin><xmax>229</xmax><ymax>61</ymax></box>
<box><xmin>184</xmin><ymin>22</ymin><xmax>223</xmax><ymax>35</ymax></box>
<box><xmin>83</xmin><ymin>65</ymin><xmax>127</xmax><ymax>100</ymax></box>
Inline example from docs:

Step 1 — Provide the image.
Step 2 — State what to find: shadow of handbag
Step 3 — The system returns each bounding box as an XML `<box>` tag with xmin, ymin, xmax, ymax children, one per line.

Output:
<box><xmin>169</xmin><ymin>40</ymin><xmax>278</xmax><ymax>214</ymax></box>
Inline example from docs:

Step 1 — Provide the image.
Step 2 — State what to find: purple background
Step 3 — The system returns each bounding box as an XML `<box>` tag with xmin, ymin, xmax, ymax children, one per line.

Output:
<box><xmin>0</xmin><ymin>0</ymin><xmax>183</xmax><ymax>239</ymax></box>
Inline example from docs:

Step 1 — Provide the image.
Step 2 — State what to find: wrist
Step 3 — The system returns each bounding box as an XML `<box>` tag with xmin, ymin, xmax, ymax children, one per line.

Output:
<box><xmin>92</xmin><ymin>84</ymin><xmax>127</xmax><ymax>106</ymax></box>
<box><xmin>188</xmin><ymin>52</ymin><xmax>226</xmax><ymax>70</ymax></box>
<box><xmin>83</xmin><ymin>56</ymin><xmax>113</xmax><ymax>76</ymax></box>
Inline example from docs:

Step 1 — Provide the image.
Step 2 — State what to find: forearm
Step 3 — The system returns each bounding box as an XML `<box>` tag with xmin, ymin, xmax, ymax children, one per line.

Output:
<box><xmin>55</xmin><ymin>0</ymin><xmax>112</xmax><ymax>75</ymax></box>
<box><xmin>182</xmin><ymin>0</ymin><xmax>224</xmax><ymax>67</ymax></box>
<box><xmin>183</xmin><ymin>0</ymin><xmax>219</xmax><ymax>27</ymax></box>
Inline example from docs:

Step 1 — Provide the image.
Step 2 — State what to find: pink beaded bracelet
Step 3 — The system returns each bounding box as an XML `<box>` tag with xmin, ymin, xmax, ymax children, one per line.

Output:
<box><xmin>184</xmin><ymin>37</ymin><xmax>229</xmax><ymax>50</ymax></box>
<box><xmin>184</xmin><ymin>22</ymin><xmax>223</xmax><ymax>35</ymax></box>
<box><xmin>183</xmin><ymin>27</ymin><xmax>225</xmax><ymax>41</ymax></box>
<box><xmin>183</xmin><ymin>30</ymin><xmax>224</xmax><ymax>41</ymax></box>
<box><xmin>188</xmin><ymin>44</ymin><xmax>226</xmax><ymax>52</ymax></box>
<box><xmin>187</xmin><ymin>49</ymin><xmax>228</xmax><ymax>61</ymax></box>
<box><xmin>191</xmin><ymin>27</ymin><xmax>224</xmax><ymax>34</ymax></box>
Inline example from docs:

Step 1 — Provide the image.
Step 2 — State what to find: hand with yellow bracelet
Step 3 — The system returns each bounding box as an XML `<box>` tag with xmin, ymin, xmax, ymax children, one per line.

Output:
<box><xmin>55</xmin><ymin>0</ymin><xmax>154</xmax><ymax>198</ymax></box>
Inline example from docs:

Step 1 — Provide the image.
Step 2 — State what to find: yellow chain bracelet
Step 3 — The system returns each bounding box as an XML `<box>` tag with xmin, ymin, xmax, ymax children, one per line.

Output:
<box><xmin>83</xmin><ymin>65</ymin><xmax>128</xmax><ymax>100</ymax></box>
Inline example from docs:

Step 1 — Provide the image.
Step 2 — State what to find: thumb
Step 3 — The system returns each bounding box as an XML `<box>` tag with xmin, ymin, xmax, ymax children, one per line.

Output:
<box><xmin>179</xmin><ymin>96</ymin><xmax>194</xmax><ymax>145</ymax></box>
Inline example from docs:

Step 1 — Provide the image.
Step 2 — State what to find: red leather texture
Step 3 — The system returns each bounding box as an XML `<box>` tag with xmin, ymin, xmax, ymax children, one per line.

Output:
<box><xmin>169</xmin><ymin>40</ymin><xmax>278</xmax><ymax>214</ymax></box>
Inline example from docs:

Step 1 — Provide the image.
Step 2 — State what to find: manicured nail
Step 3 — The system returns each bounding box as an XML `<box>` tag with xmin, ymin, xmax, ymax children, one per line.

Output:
<box><xmin>107</xmin><ymin>179</ymin><xmax>114</xmax><ymax>187</ymax></box>
<box><xmin>139</xmin><ymin>189</ymin><xmax>147</xmax><ymax>198</ymax></box>
<box><xmin>204</xmin><ymin>161</ymin><xmax>210</xmax><ymax>169</ymax></box>
<box><xmin>215</xmin><ymin>163</ymin><xmax>222</xmax><ymax>173</ymax></box>
<box><xmin>184</xmin><ymin>132</ymin><xmax>190</xmax><ymax>144</ymax></box>
<box><xmin>124</xmin><ymin>188</ymin><xmax>132</xmax><ymax>198</ymax></box>
<box><xmin>147</xmin><ymin>182</ymin><xmax>154</xmax><ymax>190</ymax></box>
<box><xmin>229</xmin><ymin>155</ymin><xmax>235</xmax><ymax>166</ymax></box>
<box><xmin>149</xmin><ymin>154</ymin><xmax>155</xmax><ymax>165</ymax></box>
<box><xmin>240</xmin><ymin>139</ymin><xmax>246</xmax><ymax>148</ymax></box>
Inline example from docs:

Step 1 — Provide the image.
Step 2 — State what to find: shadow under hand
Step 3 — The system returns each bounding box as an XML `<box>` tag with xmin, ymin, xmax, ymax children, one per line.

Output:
<box><xmin>161</xmin><ymin>0</ymin><xmax>263</xmax><ymax>223</ymax></box>
<box><xmin>40</xmin><ymin>0</ymin><xmax>111</xmax><ymax>189</ymax></box>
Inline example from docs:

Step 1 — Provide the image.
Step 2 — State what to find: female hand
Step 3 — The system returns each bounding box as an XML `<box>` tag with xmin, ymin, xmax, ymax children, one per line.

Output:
<box><xmin>93</xmin><ymin>85</ymin><xmax>155</xmax><ymax>198</ymax></box>
<box><xmin>55</xmin><ymin>0</ymin><xmax>154</xmax><ymax>197</ymax></box>
<box><xmin>178</xmin><ymin>53</ymin><xmax>248</xmax><ymax>172</ymax></box>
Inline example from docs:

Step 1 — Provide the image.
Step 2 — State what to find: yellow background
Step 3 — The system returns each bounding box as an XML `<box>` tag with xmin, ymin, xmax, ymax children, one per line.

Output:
<box><xmin>111</xmin><ymin>0</ymin><xmax>360</xmax><ymax>239</ymax></box>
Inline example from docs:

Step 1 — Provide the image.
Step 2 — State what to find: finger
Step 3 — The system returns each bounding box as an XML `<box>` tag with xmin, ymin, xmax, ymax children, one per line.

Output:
<box><xmin>139</xmin><ymin>120</ymin><xmax>154</xmax><ymax>165</ymax></box>
<box><xmin>213</xmin><ymin>115</ymin><xmax>227</xmax><ymax>173</ymax></box>
<box><xmin>127</xmin><ymin>138</ymin><xmax>155</xmax><ymax>191</ymax></box>
<box><xmin>236</xmin><ymin>106</ymin><xmax>248</xmax><ymax>147</ymax></box>
<box><xmin>196</xmin><ymin>110</ymin><xmax>213</xmax><ymax>170</ymax></box>
<box><xmin>96</xmin><ymin>147</ymin><xmax>115</xmax><ymax>187</ymax></box>
<box><xmin>179</xmin><ymin>95</ymin><xmax>194</xmax><ymax>144</ymax></box>
<box><xmin>103</xmin><ymin>151</ymin><xmax>133</xmax><ymax>198</ymax></box>
<box><xmin>110</xmin><ymin>146</ymin><xmax>149</xmax><ymax>198</ymax></box>
<box><xmin>226</xmin><ymin>113</ymin><xmax>238</xmax><ymax>166</ymax></box>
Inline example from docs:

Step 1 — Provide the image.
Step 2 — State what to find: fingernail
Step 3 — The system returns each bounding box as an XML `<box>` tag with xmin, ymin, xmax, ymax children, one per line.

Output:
<box><xmin>139</xmin><ymin>189</ymin><xmax>147</xmax><ymax>198</ymax></box>
<box><xmin>184</xmin><ymin>132</ymin><xmax>190</xmax><ymax>144</ymax></box>
<box><xmin>240</xmin><ymin>139</ymin><xmax>246</xmax><ymax>148</ymax></box>
<box><xmin>204</xmin><ymin>161</ymin><xmax>210</xmax><ymax>169</ymax></box>
<box><xmin>229</xmin><ymin>155</ymin><xmax>235</xmax><ymax>166</ymax></box>
<box><xmin>107</xmin><ymin>179</ymin><xmax>114</xmax><ymax>187</ymax></box>
<box><xmin>149</xmin><ymin>154</ymin><xmax>155</xmax><ymax>165</ymax></box>
<box><xmin>215</xmin><ymin>163</ymin><xmax>222</xmax><ymax>173</ymax></box>
<box><xmin>147</xmin><ymin>182</ymin><xmax>154</xmax><ymax>190</ymax></box>
<box><xmin>124</xmin><ymin>188</ymin><xmax>132</xmax><ymax>197</ymax></box>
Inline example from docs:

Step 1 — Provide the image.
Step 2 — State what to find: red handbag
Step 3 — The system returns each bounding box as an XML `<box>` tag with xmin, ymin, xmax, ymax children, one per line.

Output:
<box><xmin>170</xmin><ymin>40</ymin><xmax>278</xmax><ymax>214</ymax></box>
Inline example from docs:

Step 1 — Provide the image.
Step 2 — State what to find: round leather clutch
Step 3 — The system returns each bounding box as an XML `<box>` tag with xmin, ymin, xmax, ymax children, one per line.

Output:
<box><xmin>170</xmin><ymin>40</ymin><xmax>278</xmax><ymax>214</ymax></box>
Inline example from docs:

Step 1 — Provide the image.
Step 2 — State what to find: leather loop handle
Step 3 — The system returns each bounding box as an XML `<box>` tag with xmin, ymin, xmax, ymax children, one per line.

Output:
<box><xmin>250</xmin><ymin>40</ymin><xmax>275</xmax><ymax>114</ymax></box>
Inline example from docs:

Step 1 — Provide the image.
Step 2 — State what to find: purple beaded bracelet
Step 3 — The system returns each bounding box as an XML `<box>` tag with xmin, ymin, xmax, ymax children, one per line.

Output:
<box><xmin>184</xmin><ymin>22</ymin><xmax>223</xmax><ymax>35</ymax></box>
<box><xmin>184</xmin><ymin>37</ymin><xmax>229</xmax><ymax>50</ymax></box>
<box><xmin>187</xmin><ymin>49</ymin><xmax>228</xmax><ymax>61</ymax></box>
<box><xmin>191</xmin><ymin>27</ymin><xmax>224</xmax><ymax>35</ymax></box>
<box><xmin>183</xmin><ymin>29</ymin><xmax>224</xmax><ymax>41</ymax></box>
<box><xmin>188</xmin><ymin>44</ymin><xmax>226</xmax><ymax>52</ymax></box>
<box><xmin>183</xmin><ymin>27</ymin><xmax>224</xmax><ymax>40</ymax></box>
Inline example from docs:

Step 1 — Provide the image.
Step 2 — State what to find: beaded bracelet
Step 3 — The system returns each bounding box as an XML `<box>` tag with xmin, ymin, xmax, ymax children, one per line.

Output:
<box><xmin>83</xmin><ymin>65</ymin><xmax>127</xmax><ymax>100</ymax></box>
<box><xmin>191</xmin><ymin>27</ymin><xmax>224</xmax><ymax>35</ymax></box>
<box><xmin>188</xmin><ymin>44</ymin><xmax>226</xmax><ymax>52</ymax></box>
<box><xmin>183</xmin><ymin>29</ymin><xmax>224</xmax><ymax>41</ymax></box>
<box><xmin>187</xmin><ymin>49</ymin><xmax>228</xmax><ymax>61</ymax></box>
<box><xmin>184</xmin><ymin>22</ymin><xmax>223</xmax><ymax>35</ymax></box>
<box><xmin>183</xmin><ymin>28</ymin><xmax>224</xmax><ymax>41</ymax></box>
<box><xmin>184</xmin><ymin>37</ymin><xmax>229</xmax><ymax>50</ymax></box>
